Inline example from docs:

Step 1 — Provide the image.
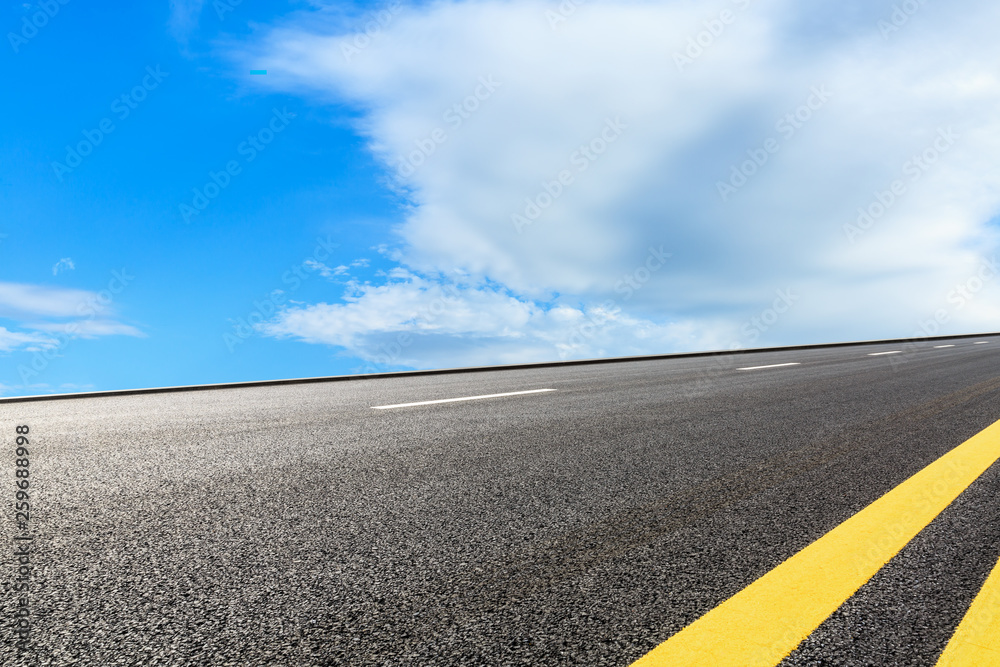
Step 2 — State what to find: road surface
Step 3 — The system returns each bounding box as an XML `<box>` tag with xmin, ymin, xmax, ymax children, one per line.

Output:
<box><xmin>2</xmin><ymin>335</ymin><xmax>999</xmax><ymax>665</ymax></box>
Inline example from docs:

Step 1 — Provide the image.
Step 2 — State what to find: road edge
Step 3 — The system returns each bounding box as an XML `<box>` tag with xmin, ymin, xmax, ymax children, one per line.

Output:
<box><xmin>2</xmin><ymin>331</ymin><xmax>996</xmax><ymax>404</ymax></box>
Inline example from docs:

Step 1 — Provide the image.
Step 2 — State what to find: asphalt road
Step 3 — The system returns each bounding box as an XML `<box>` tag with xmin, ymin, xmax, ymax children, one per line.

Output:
<box><xmin>2</xmin><ymin>335</ymin><xmax>1000</xmax><ymax>666</ymax></box>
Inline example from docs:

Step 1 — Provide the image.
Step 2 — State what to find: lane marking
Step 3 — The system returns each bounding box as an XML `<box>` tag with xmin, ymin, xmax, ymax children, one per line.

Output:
<box><xmin>935</xmin><ymin>345</ymin><xmax>956</xmax><ymax>349</ymax></box>
<box><xmin>371</xmin><ymin>388</ymin><xmax>556</xmax><ymax>410</ymax></box>
<box><xmin>975</xmin><ymin>341</ymin><xmax>990</xmax><ymax>345</ymax></box>
<box><xmin>736</xmin><ymin>363</ymin><xmax>801</xmax><ymax>371</ymax></box>
<box><xmin>630</xmin><ymin>418</ymin><xmax>1000</xmax><ymax>667</ymax></box>
<box><xmin>937</xmin><ymin>551</ymin><xmax>1000</xmax><ymax>666</ymax></box>
<box><xmin>868</xmin><ymin>351</ymin><xmax>902</xmax><ymax>356</ymax></box>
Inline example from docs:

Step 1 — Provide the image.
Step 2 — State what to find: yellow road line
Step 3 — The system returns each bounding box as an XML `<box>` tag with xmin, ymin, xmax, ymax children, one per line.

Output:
<box><xmin>937</xmin><ymin>551</ymin><xmax>1000</xmax><ymax>666</ymax></box>
<box><xmin>631</xmin><ymin>418</ymin><xmax>1000</xmax><ymax>667</ymax></box>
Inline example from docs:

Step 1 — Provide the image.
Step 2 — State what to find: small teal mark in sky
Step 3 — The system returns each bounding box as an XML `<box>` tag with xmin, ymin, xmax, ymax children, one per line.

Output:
<box><xmin>250</xmin><ymin>70</ymin><xmax>267</xmax><ymax>75</ymax></box>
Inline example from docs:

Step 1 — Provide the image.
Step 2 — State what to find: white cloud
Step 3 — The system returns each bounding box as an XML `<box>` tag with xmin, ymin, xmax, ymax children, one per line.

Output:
<box><xmin>0</xmin><ymin>282</ymin><xmax>143</xmax><ymax>353</ymax></box>
<box><xmin>261</xmin><ymin>274</ymin><xmax>727</xmax><ymax>369</ymax></box>
<box><xmin>0</xmin><ymin>327</ymin><xmax>57</xmax><ymax>353</ymax></box>
<box><xmin>52</xmin><ymin>257</ymin><xmax>75</xmax><ymax>275</ymax></box>
<box><xmin>168</xmin><ymin>0</ymin><xmax>205</xmax><ymax>39</ymax></box>
<box><xmin>28</xmin><ymin>320</ymin><xmax>146</xmax><ymax>339</ymax></box>
<box><xmin>245</xmin><ymin>0</ymin><xmax>1000</xmax><ymax>365</ymax></box>
<box><xmin>303</xmin><ymin>259</ymin><xmax>350</xmax><ymax>278</ymax></box>
<box><xmin>302</xmin><ymin>258</ymin><xmax>373</xmax><ymax>279</ymax></box>
<box><xmin>0</xmin><ymin>282</ymin><xmax>106</xmax><ymax>318</ymax></box>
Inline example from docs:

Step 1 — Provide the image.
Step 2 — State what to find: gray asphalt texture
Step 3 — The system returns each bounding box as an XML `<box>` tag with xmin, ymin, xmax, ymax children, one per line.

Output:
<box><xmin>2</xmin><ymin>336</ymin><xmax>999</xmax><ymax>666</ymax></box>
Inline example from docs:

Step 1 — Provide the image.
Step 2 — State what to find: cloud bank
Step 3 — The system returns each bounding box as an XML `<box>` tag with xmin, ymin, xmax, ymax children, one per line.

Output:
<box><xmin>245</xmin><ymin>0</ymin><xmax>1000</xmax><ymax>369</ymax></box>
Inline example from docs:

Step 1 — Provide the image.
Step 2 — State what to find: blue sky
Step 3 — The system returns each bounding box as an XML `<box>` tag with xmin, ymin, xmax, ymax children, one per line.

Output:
<box><xmin>2</xmin><ymin>0</ymin><xmax>999</xmax><ymax>396</ymax></box>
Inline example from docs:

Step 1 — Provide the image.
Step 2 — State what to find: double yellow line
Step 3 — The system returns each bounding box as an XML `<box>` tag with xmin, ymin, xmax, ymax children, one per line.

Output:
<box><xmin>632</xmin><ymin>419</ymin><xmax>1000</xmax><ymax>666</ymax></box>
